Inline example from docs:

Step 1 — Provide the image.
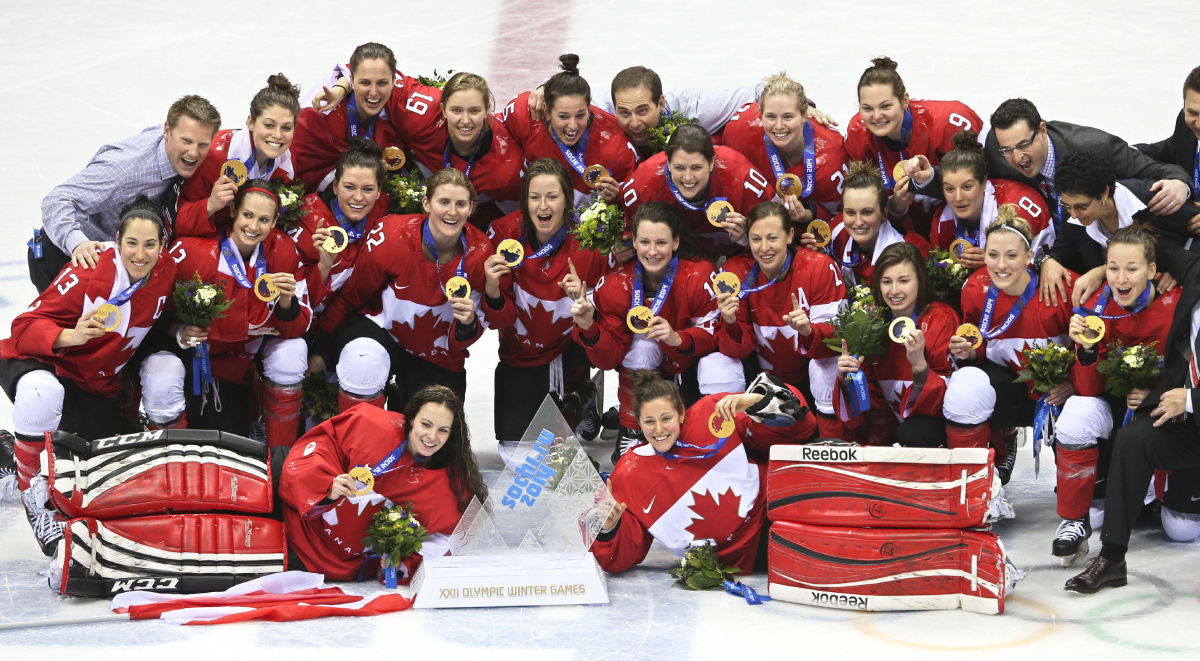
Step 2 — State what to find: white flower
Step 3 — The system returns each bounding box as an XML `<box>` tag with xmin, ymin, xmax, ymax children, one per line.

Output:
<box><xmin>1123</xmin><ymin>353</ymin><xmax>1142</xmax><ymax>369</ymax></box>
<box><xmin>280</xmin><ymin>191</ymin><xmax>298</xmax><ymax>207</ymax></box>
<box><xmin>198</xmin><ymin>288</ymin><xmax>216</xmax><ymax>304</ymax></box>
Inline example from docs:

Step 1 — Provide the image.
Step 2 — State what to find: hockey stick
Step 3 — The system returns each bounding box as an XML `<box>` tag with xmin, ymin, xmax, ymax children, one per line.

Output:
<box><xmin>0</xmin><ymin>613</ymin><xmax>130</xmax><ymax>631</ymax></box>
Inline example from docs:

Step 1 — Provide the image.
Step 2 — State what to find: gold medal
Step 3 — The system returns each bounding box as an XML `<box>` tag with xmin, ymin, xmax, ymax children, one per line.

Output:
<box><xmin>254</xmin><ymin>274</ymin><xmax>280</xmax><ymax>302</ymax></box>
<box><xmin>445</xmin><ymin>275</ymin><xmax>471</xmax><ymax>300</ymax></box>
<box><xmin>626</xmin><ymin>305</ymin><xmax>653</xmax><ymax>334</ymax></box>
<box><xmin>892</xmin><ymin>160</ymin><xmax>908</xmax><ymax>183</ymax></box>
<box><xmin>382</xmin><ymin>147</ymin><xmax>406</xmax><ymax>171</ymax></box>
<box><xmin>713</xmin><ymin>271</ymin><xmax>741</xmax><ymax>298</ymax></box>
<box><xmin>348</xmin><ymin>466</ymin><xmax>375</xmax><ymax>496</ymax></box>
<box><xmin>948</xmin><ymin>239</ymin><xmax>973</xmax><ymax>264</ymax></box>
<box><xmin>583</xmin><ymin>164</ymin><xmax>610</xmax><ymax>188</ymax></box>
<box><xmin>497</xmin><ymin>238</ymin><xmax>524</xmax><ymax>267</ymax></box>
<box><xmin>807</xmin><ymin>219</ymin><xmax>831</xmax><ymax>248</ymax></box>
<box><xmin>706</xmin><ymin>200</ymin><xmax>735</xmax><ymax>227</ymax></box>
<box><xmin>776</xmin><ymin>173</ymin><xmax>802</xmax><ymax>198</ymax></box>
<box><xmin>888</xmin><ymin>316</ymin><xmax>916</xmax><ymax>343</ymax></box>
<box><xmin>956</xmin><ymin>323</ymin><xmax>983</xmax><ymax>350</ymax></box>
<box><xmin>92</xmin><ymin>303</ymin><xmax>121</xmax><ymax>332</ymax></box>
<box><xmin>323</xmin><ymin>226</ymin><xmax>349</xmax><ymax>254</ymax></box>
<box><xmin>221</xmin><ymin>160</ymin><xmax>249</xmax><ymax>186</ymax></box>
<box><xmin>708</xmin><ymin>411</ymin><xmax>736</xmax><ymax>438</ymax></box>
<box><xmin>1083</xmin><ymin>316</ymin><xmax>1106</xmax><ymax>344</ymax></box>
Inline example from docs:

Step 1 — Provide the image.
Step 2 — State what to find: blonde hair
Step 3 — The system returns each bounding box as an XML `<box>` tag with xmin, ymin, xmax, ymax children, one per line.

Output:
<box><xmin>985</xmin><ymin>204</ymin><xmax>1034</xmax><ymax>248</ymax></box>
<box><xmin>759</xmin><ymin>71</ymin><xmax>809</xmax><ymax>117</ymax></box>
<box><xmin>425</xmin><ymin>167</ymin><xmax>477</xmax><ymax>202</ymax></box>
<box><xmin>441</xmin><ymin>72</ymin><xmax>494</xmax><ymax>112</ymax></box>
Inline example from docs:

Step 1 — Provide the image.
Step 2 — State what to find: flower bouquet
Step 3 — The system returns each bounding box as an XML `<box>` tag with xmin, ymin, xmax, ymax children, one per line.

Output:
<box><xmin>646</xmin><ymin>111</ymin><xmax>700</xmax><ymax>156</ymax></box>
<box><xmin>363</xmin><ymin>502</ymin><xmax>430</xmax><ymax>588</ymax></box>
<box><xmin>926</xmin><ymin>247</ymin><xmax>970</xmax><ymax>309</ymax></box>
<box><xmin>571</xmin><ymin>196</ymin><xmax>624</xmax><ymax>254</ymax></box>
<box><xmin>300</xmin><ymin>372</ymin><xmax>339</xmax><ymax>431</ymax></box>
<box><xmin>669</xmin><ymin>541</ymin><xmax>739</xmax><ymax>591</ymax></box>
<box><xmin>822</xmin><ymin>286</ymin><xmax>885</xmax><ymax>417</ymax></box>
<box><xmin>274</xmin><ymin>181</ymin><xmax>309</xmax><ymax>233</ymax></box>
<box><xmin>173</xmin><ymin>272</ymin><xmax>233</xmax><ymax>406</ymax></box>
<box><xmin>417</xmin><ymin>70</ymin><xmax>455</xmax><ymax>89</ymax></box>
<box><xmin>1015</xmin><ymin>341</ymin><xmax>1076</xmax><ymax>473</ymax></box>
<box><xmin>384</xmin><ymin>168</ymin><xmax>427</xmax><ymax>215</ymax></box>
<box><xmin>1097</xmin><ymin>340</ymin><xmax>1162</xmax><ymax>426</ymax></box>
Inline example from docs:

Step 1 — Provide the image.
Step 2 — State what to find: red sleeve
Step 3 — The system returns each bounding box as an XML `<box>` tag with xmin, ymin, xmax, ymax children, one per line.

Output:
<box><xmin>292</xmin><ymin>107</ymin><xmax>344</xmax><ymax>193</ymax></box>
<box><xmin>572</xmin><ymin>272</ymin><xmax>634</xmax><ymax>371</ymax></box>
<box><xmin>9</xmin><ymin>264</ymin><xmax>98</xmax><ymax>357</ymax></box>
<box><xmin>620</xmin><ymin>157</ymin><xmax>661</xmax><ymax>223</ymax></box>
<box><xmin>842</xmin><ymin>116</ymin><xmax>873</xmax><ymax>162</ymax></box>
<box><xmin>798</xmin><ymin>253</ymin><xmax>848</xmax><ymax>359</ymax></box>
<box><xmin>931</xmin><ymin>102</ymin><xmax>983</xmax><ymax>156</ymax></box>
<box><xmin>267</xmin><ymin>235</ymin><xmax>313</xmax><ymax>338</ymax></box>
<box><xmin>499</xmin><ymin>92</ymin><xmax>536</xmax><ymax>151</ymax></box>
<box><xmin>383</xmin><ymin>74</ymin><xmax>444</xmax><ymax>141</ymax></box>
<box><xmin>317</xmin><ymin>219</ymin><xmax>394</xmax><ymax>333</ymax></box>
<box><xmin>902</xmin><ymin>304</ymin><xmax>959</xmax><ymax>418</ymax></box>
<box><xmin>279</xmin><ymin>413</ymin><xmax>350</xmax><ymax>517</ymax></box>
<box><xmin>589</xmin><ymin>465</ymin><xmax>656</xmax><ymax>574</ymax></box>
<box><xmin>734</xmin><ymin>161</ymin><xmax>773</xmax><ymax>211</ymax></box>
<box><xmin>662</xmin><ymin>263</ymin><xmax>719</xmax><ymax>368</ymax></box>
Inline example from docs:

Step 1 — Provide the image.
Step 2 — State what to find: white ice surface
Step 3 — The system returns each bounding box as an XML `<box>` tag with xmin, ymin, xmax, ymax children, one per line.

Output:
<box><xmin>3</xmin><ymin>1</ymin><xmax>1200</xmax><ymax>658</ymax></box>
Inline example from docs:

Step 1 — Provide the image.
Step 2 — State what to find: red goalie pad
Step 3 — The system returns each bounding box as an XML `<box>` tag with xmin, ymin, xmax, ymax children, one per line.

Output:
<box><xmin>43</xmin><ymin>429</ymin><xmax>273</xmax><ymax>519</ymax></box>
<box><xmin>767</xmin><ymin>521</ymin><xmax>1008</xmax><ymax>614</ymax></box>
<box><xmin>54</xmin><ymin>514</ymin><xmax>287</xmax><ymax>598</ymax></box>
<box><xmin>766</xmin><ymin>444</ymin><xmax>996</xmax><ymax>528</ymax></box>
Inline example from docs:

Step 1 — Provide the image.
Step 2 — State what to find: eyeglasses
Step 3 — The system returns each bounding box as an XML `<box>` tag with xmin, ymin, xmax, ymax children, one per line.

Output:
<box><xmin>1059</xmin><ymin>198</ymin><xmax>1098</xmax><ymax>215</ymax></box>
<box><xmin>997</xmin><ymin>131</ymin><xmax>1039</xmax><ymax>157</ymax></box>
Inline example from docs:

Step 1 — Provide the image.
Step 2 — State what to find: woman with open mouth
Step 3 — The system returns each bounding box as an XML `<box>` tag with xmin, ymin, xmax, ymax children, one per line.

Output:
<box><xmin>316</xmin><ymin>168</ymin><xmax>514</xmax><ymax>413</ymax></box>
<box><xmin>0</xmin><ymin>196</ymin><xmax>174</xmax><ymax>556</ymax></box>
<box><xmin>944</xmin><ymin>205</ymin><xmax>1074</xmax><ymax>487</ymax></box>
<box><xmin>844</xmin><ymin>57</ymin><xmax>982</xmax><ymax>234</ymax></box>
<box><xmin>1054</xmin><ymin>225</ymin><xmax>1182</xmax><ymax>569</ymax></box>
<box><xmin>281</xmin><ymin>385</ymin><xmax>486</xmax><ymax>582</ymax></box>
<box><xmin>142</xmin><ymin>179</ymin><xmax>312</xmax><ymax>449</ymax></box>
<box><xmin>488</xmin><ymin>159</ymin><xmax>609</xmax><ymax>450</ymax></box>
<box><xmin>833</xmin><ymin>243</ymin><xmax>960</xmax><ymax>447</ymax></box>
<box><xmin>713</xmin><ymin>202</ymin><xmax>842</xmax><ymax>457</ymax></box>
<box><xmin>502</xmin><ymin>54</ymin><xmax>637</xmax><ymax>207</ymax></box>
<box><xmin>175</xmin><ymin>75</ymin><xmax>302</xmax><ymax>235</ymax></box>
<box><xmin>721</xmin><ymin>72</ymin><xmax>849</xmax><ymax>220</ymax></box>
<box><xmin>590</xmin><ymin>369</ymin><xmax>811</xmax><ymax>575</ymax></box>
<box><xmin>820</xmin><ymin>161</ymin><xmax>929</xmax><ymax>286</ymax></box>
<box><xmin>622</xmin><ymin>124</ymin><xmax>772</xmax><ymax>258</ymax></box>
<box><xmin>570</xmin><ymin>202</ymin><xmax>730</xmax><ymax>465</ymax></box>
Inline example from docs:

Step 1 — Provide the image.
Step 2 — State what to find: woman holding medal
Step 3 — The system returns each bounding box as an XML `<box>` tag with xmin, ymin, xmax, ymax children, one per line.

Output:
<box><xmin>145</xmin><ymin>180</ymin><xmax>312</xmax><ymax>445</ymax></box>
<box><xmin>821</xmin><ymin>161</ymin><xmax>929</xmax><ymax>286</ymax></box>
<box><xmin>488</xmin><ymin>159</ymin><xmax>608</xmax><ymax>444</ymax></box>
<box><xmin>713</xmin><ymin>202</ymin><xmax>847</xmax><ymax>447</ymax></box>
<box><xmin>591</xmin><ymin>369</ymin><xmax>811</xmax><ymax>575</ymax></box>
<box><xmin>1049</xmin><ymin>225</ymin><xmax>1179</xmax><ymax>563</ymax></box>
<box><xmin>845</xmin><ymin>58</ymin><xmax>981</xmax><ymax>234</ymax></box>
<box><xmin>833</xmin><ymin>243</ymin><xmax>960</xmax><ymax>446</ymax></box>
<box><xmin>174</xmin><ymin>75</ymin><xmax>302</xmax><ymax>236</ymax></box>
<box><xmin>720</xmin><ymin>72</ymin><xmax>849</xmax><ymax>219</ymax></box>
<box><xmin>570</xmin><ymin>202</ymin><xmax>724</xmax><ymax>463</ymax></box>
<box><xmin>317</xmin><ymin>168</ymin><xmax>514</xmax><ymax>411</ymax></box>
<box><xmin>622</xmin><ymin>124</ymin><xmax>773</xmax><ymax>258</ymax></box>
<box><xmin>281</xmin><ymin>385</ymin><xmax>486</xmax><ymax>581</ymax></box>
<box><xmin>944</xmin><ymin>205</ymin><xmax>1075</xmax><ymax>484</ymax></box>
<box><xmin>0</xmin><ymin>197</ymin><xmax>173</xmax><ymax>555</ymax></box>
<box><xmin>501</xmin><ymin>54</ymin><xmax>637</xmax><ymax>206</ymax></box>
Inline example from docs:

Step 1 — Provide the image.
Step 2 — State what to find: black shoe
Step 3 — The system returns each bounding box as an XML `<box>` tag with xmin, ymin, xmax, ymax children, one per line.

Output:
<box><xmin>21</xmin><ymin>488</ymin><xmax>63</xmax><ymax>557</ymax></box>
<box><xmin>611</xmin><ymin>427</ymin><xmax>644</xmax><ymax>466</ymax></box>
<box><xmin>573</xmin><ymin>381</ymin><xmax>601</xmax><ymax>442</ymax></box>
<box><xmin>600</xmin><ymin>406</ymin><xmax>620</xmax><ymax>441</ymax></box>
<box><xmin>996</xmin><ymin>436</ymin><xmax>1018</xmax><ymax>485</ymax></box>
<box><xmin>1052</xmin><ymin>516</ymin><xmax>1091</xmax><ymax>566</ymax></box>
<box><xmin>1064</xmin><ymin>555</ymin><xmax>1127</xmax><ymax>594</ymax></box>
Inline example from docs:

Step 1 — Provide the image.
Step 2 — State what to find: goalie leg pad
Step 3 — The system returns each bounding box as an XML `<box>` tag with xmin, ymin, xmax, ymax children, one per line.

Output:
<box><xmin>54</xmin><ymin>514</ymin><xmax>287</xmax><ymax>598</ymax></box>
<box><xmin>262</xmin><ymin>379</ymin><xmax>302</xmax><ymax>449</ymax></box>
<box><xmin>946</xmin><ymin>421</ymin><xmax>990</xmax><ymax>450</ymax></box>
<box><xmin>767</xmin><ymin>444</ymin><xmax>996</xmax><ymax>528</ymax></box>
<box><xmin>338</xmin><ymin>388</ymin><xmax>386</xmax><ymax>413</ymax></box>
<box><xmin>44</xmin><ymin>429</ymin><xmax>272</xmax><ymax>519</ymax></box>
<box><xmin>767</xmin><ymin>520</ymin><xmax>1007</xmax><ymax>614</ymax></box>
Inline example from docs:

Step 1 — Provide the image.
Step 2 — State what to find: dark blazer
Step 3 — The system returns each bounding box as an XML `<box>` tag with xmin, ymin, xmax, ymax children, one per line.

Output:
<box><xmin>1047</xmin><ymin>179</ymin><xmax>1195</xmax><ymax>275</ymax></box>
<box><xmin>1149</xmin><ymin>247</ymin><xmax>1200</xmax><ymax>429</ymax></box>
<box><xmin>1136</xmin><ymin>110</ymin><xmax>1197</xmax><ymax>177</ymax></box>
<box><xmin>916</xmin><ymin>121</ymin><xmax>1192</xmax><ymax>204</ymax></box>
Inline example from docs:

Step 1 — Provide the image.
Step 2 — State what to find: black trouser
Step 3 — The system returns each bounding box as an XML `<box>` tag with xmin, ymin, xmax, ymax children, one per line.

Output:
<box><xmin>0</xmin><ymin>358</ymin><xmax>122</xmax><ymax>440</ymax></box>
<box><xmin>896</xmin><ymin>414</ymin><xmax>947</xmax><ymax>448</ymax></box>
<box><xmin>1101</xmin><ymin>412</ymin><xmax>1200</xmax><ymax>549</ymax></box>
<box><xmin>494</xmin><ymin>343</ymin><xmax>592</xmax><ymax>442</ymax></box>
<box><xmin>978</xmin><ymin>360</ymin><xmax>1037</xmax><ymax>428</ymax></box>
<box><xmin>27</xmin><ymin>238</ymin><xmax>72</xmax><ymax>295</ymax></box>
<box><xmin>329</xmin><ymin>314</ymin><xmax>467</xmax><ymax>412</ymax></box>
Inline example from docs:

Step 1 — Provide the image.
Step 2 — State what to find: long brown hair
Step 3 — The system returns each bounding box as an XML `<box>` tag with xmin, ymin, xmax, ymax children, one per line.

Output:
<box><xmin>870</xmin><ymin>242</ymin><xmax>935</xmax><ymax>317</ymax></box>
<box><xmin>519</xmin><ymin>159</ymin><xmax>574</xmax><ymax>238</ymax></box>
<box><xmin>403</xmin><ymin>385</ymin><xmax>487</xmax><ymax>511</ymax></box>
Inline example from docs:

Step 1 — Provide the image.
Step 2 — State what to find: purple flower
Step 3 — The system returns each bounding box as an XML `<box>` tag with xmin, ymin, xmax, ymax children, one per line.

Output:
<box><xmin>409</xmin><ymin>521</ymin><xmax>419</xmax><ymax>528</ymax></box>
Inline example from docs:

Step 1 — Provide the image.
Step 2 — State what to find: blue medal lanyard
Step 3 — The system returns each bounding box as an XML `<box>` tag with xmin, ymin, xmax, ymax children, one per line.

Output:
<box><xmin>346</xmin><ymin>93</ymin><xmax>376</xmax><ymax>141</ymax></box>
<box><xmin>219</xmin><ymin>233</ymin><xmax>267</xmax><ymax>289</ymax></box>
<box><xmin>631</xmin><ymin>255</ymin><xmax>679</xmax><ymax>316</ymax></box>
<box><xmin>516</xmin><ymin>226</ymin><xmax>569</xmax><ymax>268</ymax></box>
<box><xmin>763</xmin><ymin>120</ymin><xmax>815</xmax><ymax>198</ymax></box>
<box><xmin>331</xmin><ymin>200</ymin><xmax>366</xmax><ymax>241</ymax></box>
<box><xmin>422</xmin><ymin>219</ymin><xmax>467</xmax><ymax>283</ymax></box>
<box><xmin>443</xmin><ymin>129</ymin><xmax>486</xmax><ymax>179</ymax></box>
<box><xmin>656</xmin><ymin>432</ymin><xmax>730</xmax><ymax>460</ymax></box>
<box><xmin>738</xmin><ymin>249</ymin><xmax>794</xmax><ymax>299</ymax></box>
<box><xmin>549</xmin><ymin>119</ymin><xmax>591</xmax><ymax>178</ymax></box>
<box><xmin>875</xmin><ymin>109</ymin><xmax>913</xmax><ymax>190</ymax></box>
<box><xmin>663</xmin><ymin>167</ymin><xmax>724</xmax><ymax>212</ymax></box>
<box><xmin>1072</xmin><ymin>284</ymin><xmax>1151</xmax><ymax>320</ymax></box>
<box><xmin>106</xmin><ymin>276</ymin><xmax>146</xmax><ymax>308</ymax></box>
<box><xmin>979</xmin><ymin>269</ymin><xmax>1038</xmax><ymax>339</ymax></box>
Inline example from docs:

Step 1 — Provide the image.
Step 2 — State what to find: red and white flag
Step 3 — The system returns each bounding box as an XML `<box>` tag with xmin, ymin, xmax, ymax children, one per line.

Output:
<box><xmin>110</xmin><ymin>572</ymin><xmax>411</xmax><ymax>625</ymax></box>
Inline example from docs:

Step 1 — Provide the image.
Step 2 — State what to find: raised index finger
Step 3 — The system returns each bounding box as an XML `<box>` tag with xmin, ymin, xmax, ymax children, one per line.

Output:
<box><xmin>568</xmin><ymin>258</ymin><xmax>578</xmax><ymax>279</ymax></box>
<box><xmin>791</xmin><ymin>293</ymin><xmax>801</xmax><ymax>311</ymax></box>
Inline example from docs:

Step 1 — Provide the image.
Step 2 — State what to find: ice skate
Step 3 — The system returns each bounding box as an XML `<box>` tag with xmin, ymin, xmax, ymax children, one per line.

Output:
<box><xmin>1052</xmin><ymin>516</ymin><xmax>1091</xmax><ymax>567</ymax></box>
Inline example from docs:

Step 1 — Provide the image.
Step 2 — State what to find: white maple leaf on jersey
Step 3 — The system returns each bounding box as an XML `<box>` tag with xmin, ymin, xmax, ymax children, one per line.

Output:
<box><xmin>379</xmin><ymin>288</ymin><xmax>480</xmax><ymax>350</ymax></box>
<box><xmin>987</xmin><ymin>336</ymin><xmax>1068</xmax><ymax>370</ymax></box>
<box><xmin>513</xmin><ymin>283</ymin><xmax>574</xmax><ymax>336</ymax></box>
<box><xmin>82</xmin><ymin>293</ymin><xmax>130</xmax><ymax>336</ymax></box>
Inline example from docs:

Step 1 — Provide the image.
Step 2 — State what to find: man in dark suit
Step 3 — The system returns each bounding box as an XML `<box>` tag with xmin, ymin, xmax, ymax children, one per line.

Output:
<box><xmin>1066</xmin><ymin>246</ymin><xmax>1200</xmax><ymax>592</ymax></box>
<box><xmin>1135</xmin><ymin>65</ymin><xmax>1200</xmax><ymax>183</ymax></box>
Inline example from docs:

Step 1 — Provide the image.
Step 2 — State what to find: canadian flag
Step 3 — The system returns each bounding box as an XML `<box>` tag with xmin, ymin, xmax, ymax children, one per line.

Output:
<box><xmin>110</xmin><ymin>572</ymin><xmax>411</xmax><ymax>625</ymax></box>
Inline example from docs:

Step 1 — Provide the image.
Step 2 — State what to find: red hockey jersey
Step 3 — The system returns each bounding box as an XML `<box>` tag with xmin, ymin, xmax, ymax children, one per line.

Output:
<box><xmin>317</xmin><ymin>214</ymin><xmax>514</xmax><ymax>372</ymax></box>
<box><xmin>929</xmin><ymin>179</ymin><xmax>1053</xmax><ymax>254</ymax></box>
<box><xmin>168</xmin><ymin>231</ymin><xmax>312</xmax><ymax>384</ymax></box>
<box><xmin>845</xmin><ymin>99</ymin><xmax>983</xmax><ymax>188</ymax></box>
<box><xmin>501</xmin><ymin>91</ymin><xmax>638</xmax><ymax>200</ymax></box>
<box><xmin>287</xmin><ymin>192</ymin><xmax>392</xmax><ymax>312</ymax></box>
<box><xmin>961</xmin><ymin>269</ymin><xmax>1074</xmax><ymax>398</ymax></box>
<box><xmin>1070</xmin><ymin>286</ymin><xmax>1178</xmax><ymax>397</ymax></box>
<box><xmin>486</xmin><ymin>212</ymin><xmax>609</xmax><ymax>367</ymax></box>
<box><xmin>280</xmin><ymin>405</ymin><xmax>464</xmax><ymax>580</ymax></box>
<box><xmin>828</xmin><ymin>215</ymin><xmax>930</xmax><ymax>285</ymax></box>
<box><xmin>591</xmin><ymin>392</ymin><xmax>808</xmax><ymax>574</ymax></box>
<box><xmin>721</xmin><ymin>105</ymin><xmax>849</xmax><ymax>214</ymax></box>
<box><xmin>1</xmin><ymin>245</ymin><xmax>175</xmax><ymax>396</ymax></box>
<box><xmin>621</xmin><ymin>145</ymin><xmax>772</xmax><ymax>258</ymax></box>
<box><xmin>715</xmin><ymin>250</ymin><xmax>846</xmax><ymax>384</ymax></box>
